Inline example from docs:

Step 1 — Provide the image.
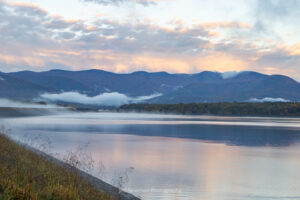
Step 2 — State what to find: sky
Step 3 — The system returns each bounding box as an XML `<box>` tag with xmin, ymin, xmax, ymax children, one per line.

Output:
<box><xmin>1</xmin><ymin>0</ymin><xmax>300</xmax><ymax>79</ymax></box>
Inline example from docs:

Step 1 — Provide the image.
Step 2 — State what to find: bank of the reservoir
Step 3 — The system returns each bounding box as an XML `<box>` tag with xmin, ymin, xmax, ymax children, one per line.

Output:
<box><xmin>0</xmin><ymin>133</ymin><xmax>140</xmax><ymax>200</ymax></box>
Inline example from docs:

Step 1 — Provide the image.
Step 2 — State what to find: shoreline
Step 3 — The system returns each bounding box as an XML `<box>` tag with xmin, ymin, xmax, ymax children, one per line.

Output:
<box><xmin>29</xmin><ymin>145</ymin><xmax>141</xmax><ymax>200</ymax></box>
<box><xmin>119</xmin><ymin>102</ymin><xmax>300</xmax><ymax>117</ymax></box>
<box><xmin>4</xmin><ymin>104</ymin><xmax>300</xmax><ymax>119</ymax></box>
<box><xmin>0</xmin><ymin>133</ymin><xmax>140</xmax><ymax>200</ymax></box>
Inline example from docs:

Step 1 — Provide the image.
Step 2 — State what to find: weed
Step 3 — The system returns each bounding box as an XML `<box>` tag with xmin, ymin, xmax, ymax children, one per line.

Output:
<box><xmin>0</xmin><ymin>133</ymin><xmax>115</xmax><ymax>200</ymax></box>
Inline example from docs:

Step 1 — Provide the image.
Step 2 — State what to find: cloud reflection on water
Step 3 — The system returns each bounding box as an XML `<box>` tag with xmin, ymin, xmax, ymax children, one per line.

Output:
<box><xmin>3</xmin><ymin>112</ymin><xmax>300</xmax><ymax>199</ymax></box>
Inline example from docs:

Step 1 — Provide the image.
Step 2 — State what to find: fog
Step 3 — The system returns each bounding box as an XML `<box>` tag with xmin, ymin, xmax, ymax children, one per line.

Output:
<box><xmin>221</xmin><ymin>71</ymin><xmax>241</xmax><ymax>79</ymax></box>
<box><xmin>248</xmin><ymin>97</ymin><xmax>290</xmax><ymax>103</ymax></box>
<box><xmin>0</xmin><ymin>99</ymin><xmax>58</xmax><ymax>108</ymax></box>
<box><xmin>41</xmin><ymin>92</ymin><xmax>162</xmax><ymax>106</ymax></box>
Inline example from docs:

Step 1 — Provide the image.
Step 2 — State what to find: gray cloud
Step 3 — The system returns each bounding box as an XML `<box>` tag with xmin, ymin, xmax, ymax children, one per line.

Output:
<box><xmin>0</xmin><ymin>3</ymin><xmax>52</xmax><ymax>48</ymax></box>
<box><xmin>0</xmin><ymin>1</ymin><xmax>211</xmax><ymax>56</ymax></box>
<box><xmin>214</xmin><ymin>37</ymin><xmax>300</xmax><ymax>75</ymax></box>
<box><xmin>76</xmin><ymin>20</ymin><xmax>211</xmax><ymax>54</ymax></box>
<box><xmin>1</xmin><ymin>1</ymin><xmax>300</xmax><ymax>80</ymax></box>
<box><xmin>257</xmin><ymin>50</ymin><xmax>300</xmax><ymax>66</ymax></box>
<box><xmin>83</xmin><ymin>0</ymin><xmax>157</xmax><ymax>6</ymax></box>
<box><xmin>60</xmin><ymin>32</ymin><xmax>76</xmax><ymax>40</ymax></box>
<box><xmin>45</xmin><ymin>18</ymin><xmax>78</xmax><ymax>30</ymax></box>
<box><xmin>254</xmin><ymin>0</ymin><xmax>300</xmax><ymax>34</ymax></box>
<box><xmin>0</xmin><ymin>0</ymin><xmax>215</xmax><ymax>75</ymax></box>
<box><xmin>11</xmin><ymin>2</ymin><xmax>48</xmax><ymax>17</ymax></box>
<box><xmin>255</xmin><ymin>0</ymin><xmax>300</xmax><ymax>19</ymax></box>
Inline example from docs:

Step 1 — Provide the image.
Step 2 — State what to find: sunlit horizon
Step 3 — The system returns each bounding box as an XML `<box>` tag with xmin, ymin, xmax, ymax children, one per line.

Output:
<box><xmin>1</xmin><ymin>0</ymin><xmax>300</xmax><ymax>80</ymax></box>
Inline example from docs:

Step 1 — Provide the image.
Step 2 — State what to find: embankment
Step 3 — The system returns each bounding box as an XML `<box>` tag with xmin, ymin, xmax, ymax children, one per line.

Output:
<box><xmin>0</xmin><ymin>133</ymin><xmax>140</xmax><ymax>200</ymax></box>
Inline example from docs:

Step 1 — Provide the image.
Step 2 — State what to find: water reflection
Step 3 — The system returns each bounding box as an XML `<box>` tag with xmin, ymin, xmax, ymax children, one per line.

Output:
<box><xmin>10</xmin><ymin>132</ymin><xmax>300</xmax><ymax>200</ymax></box>
<box><xmin>3</xmin><ymin>112</ymin><xmax>300</xmax><ymax>200</ymax></box>
<box><xmin>5</xmin><ymin>112</ymin><xmax>300</xmax><ymax>147</ymax></box>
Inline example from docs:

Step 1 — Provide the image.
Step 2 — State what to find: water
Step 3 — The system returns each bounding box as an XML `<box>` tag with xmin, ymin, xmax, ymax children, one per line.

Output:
<box><xmin>3</xmin><ymin>112</ymin><xmax>300</xmax><ymax>200</ymax></box>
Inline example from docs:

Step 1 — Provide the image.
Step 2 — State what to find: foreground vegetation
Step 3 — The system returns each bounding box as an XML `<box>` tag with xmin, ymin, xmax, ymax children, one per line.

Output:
<box><xmin>120</xmin><ymin>102</ymin><xmax>300</xmax><ymax>116</ymax></box>
<box><xmin>0</xmin><ymin>133</ymin><xmax>114</xmax><ymax>200</ymax></box>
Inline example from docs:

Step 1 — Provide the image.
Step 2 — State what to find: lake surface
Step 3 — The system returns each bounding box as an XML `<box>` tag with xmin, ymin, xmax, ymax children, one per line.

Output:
<box><xmin>3</xmin><ymin>112</ymin><xmax>300</xmax><ymax>200</ymax></box>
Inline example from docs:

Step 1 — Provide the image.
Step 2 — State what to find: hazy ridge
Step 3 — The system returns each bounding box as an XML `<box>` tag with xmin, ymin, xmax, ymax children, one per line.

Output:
<box><xmin>1</xmin><ymin>70</ymin><xmax>300</xmax><ymax>105</ymax></box>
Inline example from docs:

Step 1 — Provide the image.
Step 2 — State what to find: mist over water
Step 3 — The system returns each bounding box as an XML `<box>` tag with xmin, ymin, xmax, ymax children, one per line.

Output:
<box><xmin>3</xmin><ymin>112</ymin><xmax>300</xmax><ymax>200</ymax></box>
<box><xmin>41</xmin><ymin>92</ymin><xmax>162</xmax><ymax>106</ymax></box>
<box><xmin>0</xmin><ymin>99</ymin><xmax>59</xmax><ymax>108</ymax></box>
<box><xmin>248</xmin><ymin>97</ymin><xmax>291</xmax><ymax>103</ymax></box>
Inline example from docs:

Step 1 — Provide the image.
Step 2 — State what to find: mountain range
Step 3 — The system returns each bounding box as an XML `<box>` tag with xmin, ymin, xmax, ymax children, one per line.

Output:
<box><xmin>1</xmin><ymin>69</ymin><xmax>300</xmax><ymax>104</ymax></box>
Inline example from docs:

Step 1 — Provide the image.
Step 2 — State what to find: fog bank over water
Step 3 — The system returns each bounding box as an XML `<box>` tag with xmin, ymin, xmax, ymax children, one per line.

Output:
<box><xmin>41</xmin><ymin>92</ymin><xmax>162</xmax><ymax>106</ymax></box>
<box><xmin>0</xmin><ymin>99</ymin><xmax>69</xmax><ymax>118</ymax></box>
<box><xmin>0</xmin><ymin>99</ymin><xmax>58</xmax><ymax>108</ymax></box>
<box><xmin>248</xmin><ymin>97</ymin><xmax>291</xmax><ymax>103</ymax></box>
<box><xmin>220</xmin><ymin>71</ymin><xmax>241</xmax><ymax>79</ymax></box>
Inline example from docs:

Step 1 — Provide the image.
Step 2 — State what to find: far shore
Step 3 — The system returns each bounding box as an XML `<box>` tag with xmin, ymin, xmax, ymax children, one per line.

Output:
<box><xmin>119</xmin><ymin>102</ymin><xmax>300</xmax><ymax>117</ymax></box>
<box><xmin>4</xmin><ymin>102</ymin><xmax>300</xmax><ymax>119</ymax></box>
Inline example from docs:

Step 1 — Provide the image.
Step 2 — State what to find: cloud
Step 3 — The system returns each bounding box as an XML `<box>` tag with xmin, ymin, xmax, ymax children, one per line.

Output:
<box><xmin>83</xmin><ymin>0</ymin><xmax>158</xmax><ymax>6</ymax></box>
<box><xmin>255</xmin><ymin>0</ymin><xmax>300</xmax><ymax>19</ymax></box>
<box><xmin>130</xmin><ymin>93</ymin><xmax>162</xmax><ymax>102</ymax></box>
<box><xmin>41</xmin><ymin>92</ymin><xmax>162</xmax><ymax>106</ymax></box>
<box><xmin>253</xmin><ymin>0</ymin><xmax>300</xmax><ymax>36</ymax></box>
<box><xmin>248</xmin><ymin>97</ymin><xmax>291</xmax><ymax>103</ymax></box>
<box><xmin>1</xmin><ymin>1</ymin><xmax>300</xmax><ymax>80</ymax></box>
<box><xmin>220</xmin><ymin>71</ymin><xmax>241</xmax><ymax>79</ymax></box>
<box><xmin>8</xmin><ymin>2</ymin><xmax>48</xmax><ymax>17</ymax></box>
<box><xmin>75</xmin><ymin>20</ymin><xmax>212</xmax><ymax>54</ymax></box>
<box><xmin>201</xmin><ymin>22</ymin><xmax>252</xmax><ymax>29</ymax></box>
<box><xmin>0</xmin><ymin>1</ymin><xmax>213</xmax><ymax>71</ymax></box>
<box><xmin>45</xmin><ymin>17</ymin><xmax>79</xmax><ymax>30</ymax></box>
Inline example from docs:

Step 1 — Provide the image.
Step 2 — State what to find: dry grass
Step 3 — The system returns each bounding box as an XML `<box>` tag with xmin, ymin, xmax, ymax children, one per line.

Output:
<box><xmin>0</xmin><ymin>133</ymin><xmax>115</xmax><ymax>200</ymax></box>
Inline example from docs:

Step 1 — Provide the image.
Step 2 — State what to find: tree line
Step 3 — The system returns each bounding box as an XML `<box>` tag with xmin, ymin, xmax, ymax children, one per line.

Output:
<box><xmin>119</xmin><ymin>102</ymin><xmax>300</xmax><ymax>116</ymax></box>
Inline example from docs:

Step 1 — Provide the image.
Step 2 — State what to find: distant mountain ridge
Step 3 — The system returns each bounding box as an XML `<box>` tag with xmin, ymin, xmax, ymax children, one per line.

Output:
<box><xmin>1</xmin><ymin>69</ymin><xmax>300</xmax><ymax>103</ymax></box>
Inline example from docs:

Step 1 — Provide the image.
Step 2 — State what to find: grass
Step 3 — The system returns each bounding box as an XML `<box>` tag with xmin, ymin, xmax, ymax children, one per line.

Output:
<box><xmin>0</xmin><ymin>133</ymin><xmax>115</xmax><ymax>200</ymax></box>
